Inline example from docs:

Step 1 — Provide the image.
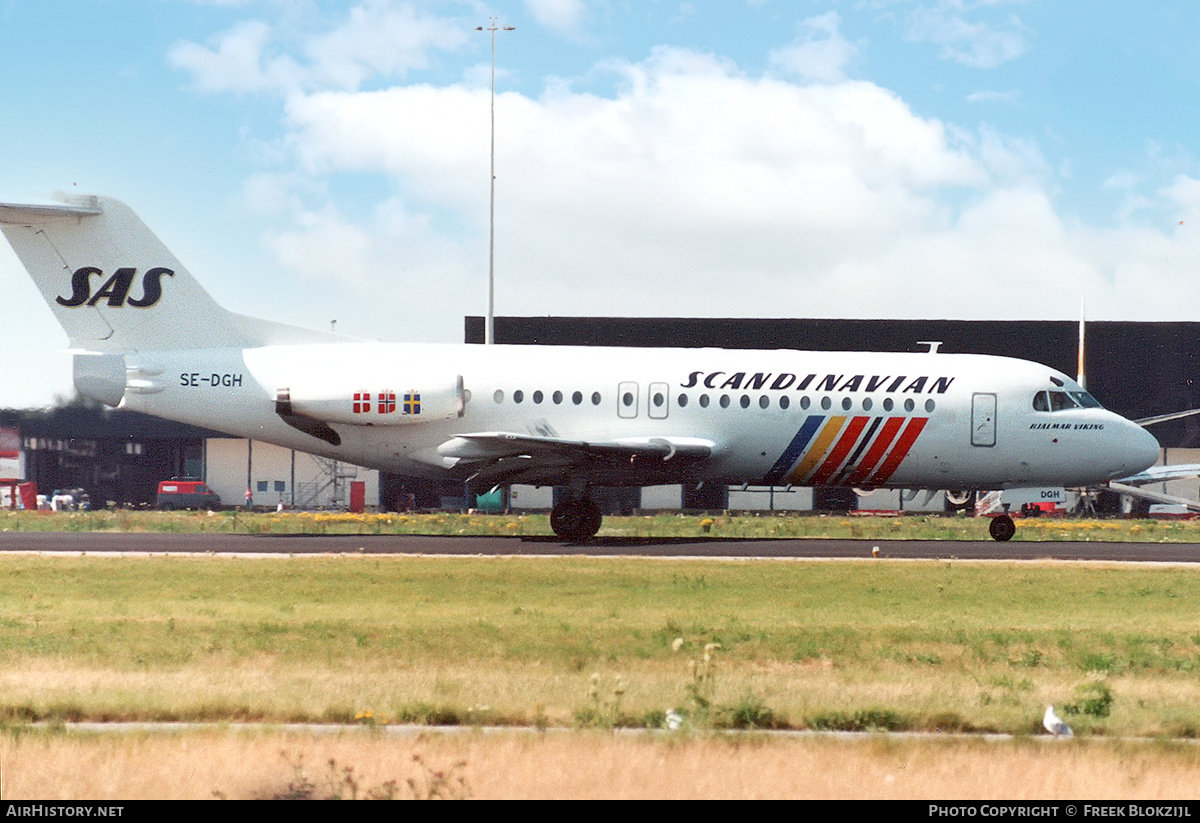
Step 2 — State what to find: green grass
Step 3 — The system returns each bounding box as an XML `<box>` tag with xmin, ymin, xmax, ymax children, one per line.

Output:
<box><xmin>0</xmin><ymin>554</ymin><xmax>1199</xmax><ymax>735</ymax></box>
<box><xmin>4</xmin><ymin>508</ymin><xmax>1200</xmax><ymax>542</ymax></box>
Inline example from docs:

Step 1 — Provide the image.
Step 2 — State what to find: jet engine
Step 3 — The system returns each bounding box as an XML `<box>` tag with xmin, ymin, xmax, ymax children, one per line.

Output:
<box><xmin>276</xmin><ymin>376</ymin><xmax>465</xmax><ymax>426</ymax></box>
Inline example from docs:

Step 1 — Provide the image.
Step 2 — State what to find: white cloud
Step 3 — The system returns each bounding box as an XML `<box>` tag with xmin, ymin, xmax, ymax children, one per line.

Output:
<box><xmin>169</xmin><ymin>20</ymin><xmax>303</xmax><ymax>94</ymax></box>
<box><xmin>263</xmin><ymin>204</ymin><xmax>377</xmax><ymax>286</ymax></box>
<box><xmin>265</xmin><ymin>46</ymin><xmax>1022</xmax><ymax>325</ymax></box>
<box><xmin>904</xmin><ymin>2</ymin><xmax>1030</xmax><ymax>69</ymax></box>
<box><xmin>769</xmin><ymin>11</ymin><xmax>861</xmax><ymax>83</ymax></box>
<box><xmin>173</xmin><ymin>9</ymin><xmax>1200</xmax><ymax>336</ymax></box>
<box><xmin>524</xmin><ymin>0</ymin><xmax>588</xmax><ymax>36</ymax></box>
<box><xmin>169</xmin><ymin>1</ymin><xmax>469</xmax><ymax>95</ymax></box>
<box><xmin>1160</xmin><ymin>175</ymin><xmax>1200</xmax><ymax>214</ymax></box>
<box><xmin>304</xmin><ymin>1</ymin><xmax>468</xmax><ymax>89</ymax></box>
<box><xmin>966</xmin><ymin>88</ymin><xmax>1020</xmax><ymax>104</ymax></box>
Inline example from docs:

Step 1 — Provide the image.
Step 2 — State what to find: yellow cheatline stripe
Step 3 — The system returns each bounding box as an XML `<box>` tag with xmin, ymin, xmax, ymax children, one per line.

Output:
<box><xmin>786</xmin><ymin>416</ymin><xmax>846</xmax><ymax>483</ymax></box>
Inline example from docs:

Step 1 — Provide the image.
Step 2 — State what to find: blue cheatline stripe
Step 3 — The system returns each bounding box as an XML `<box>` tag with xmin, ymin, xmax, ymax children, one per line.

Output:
<box><xmin>762</xmin><ymin>415</ymin><xmax>825</xmax><ymax>485</ymax></box>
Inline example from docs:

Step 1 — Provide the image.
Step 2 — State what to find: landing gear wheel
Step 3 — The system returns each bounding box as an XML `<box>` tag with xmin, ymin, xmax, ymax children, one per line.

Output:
<box><xmin>945</xmin><ymin>490</ymin><xmax>975</xmax><ymax>512</ymax></box>
<box><xmin>989</xmin><ymin>514</ymin><xmax>1016</xmax><ymax>542</ymax></box>
<box><xmin>550</xmin><ymin>497</ymin><xmax>603</xmax><ymax>542</ymax></box>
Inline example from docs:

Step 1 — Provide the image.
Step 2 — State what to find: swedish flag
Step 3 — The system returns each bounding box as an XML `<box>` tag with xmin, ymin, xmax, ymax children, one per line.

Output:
<box><xmin>403</xmin><ymin>391</ymin><xmax>421</xmax><ymax>415</ymax></box>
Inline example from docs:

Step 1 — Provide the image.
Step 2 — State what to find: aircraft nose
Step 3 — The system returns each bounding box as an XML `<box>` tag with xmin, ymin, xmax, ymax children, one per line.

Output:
<box><xmin>1126</xmin><ymin>422</ymin><xmax>1160</xmax><ymax>474</ymax></box>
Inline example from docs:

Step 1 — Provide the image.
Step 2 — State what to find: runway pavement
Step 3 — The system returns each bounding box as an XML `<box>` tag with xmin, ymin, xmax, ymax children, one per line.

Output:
<box><xmin>0</xmin><ymin>531</ymin><xmax>1198</xmax><ymax>562</ymax></box>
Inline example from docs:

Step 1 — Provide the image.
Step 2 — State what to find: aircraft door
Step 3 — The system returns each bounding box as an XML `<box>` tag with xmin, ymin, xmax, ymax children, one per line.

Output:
<box><xmin>971</xmin><ymin>392</ymin><xmax>996</xmax><ymax>447</ymax></box>
<box><xmin>648</xmin><ymin>382</ymin><xmax>669</xmax><ymax>419</ymax></box>
<box><xmin>618</xmin><ymin>382</ymin><xmax>639</xmax><ymax>419</ymax></box>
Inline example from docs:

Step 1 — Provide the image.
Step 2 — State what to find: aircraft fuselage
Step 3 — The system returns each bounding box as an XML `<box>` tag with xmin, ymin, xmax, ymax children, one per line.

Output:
<box><xmin>114</xmin><ymin>342</ymin><xmax>1159</xmax><ymax>492</ymax></box>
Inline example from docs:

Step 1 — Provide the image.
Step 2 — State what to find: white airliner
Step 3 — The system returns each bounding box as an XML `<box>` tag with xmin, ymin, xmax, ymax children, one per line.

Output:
<box><xmin>0</xmin><ymin>195</ymin><xmax>1161</xmax><ymax>541</ymax></box>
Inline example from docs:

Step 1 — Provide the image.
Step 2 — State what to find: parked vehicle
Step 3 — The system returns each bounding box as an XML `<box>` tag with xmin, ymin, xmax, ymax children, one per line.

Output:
<box><xmin>156</xmin><ymin>479</ymin><xmax>221</xmax><ymax>511</ymax></box>
<box><xmin>50</xmin><ymin>488</ymin><xmax>90</xmax><ymax>511</ymax></box>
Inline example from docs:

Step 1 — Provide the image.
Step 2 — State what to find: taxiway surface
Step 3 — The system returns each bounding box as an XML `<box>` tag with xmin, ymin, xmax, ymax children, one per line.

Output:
<box><xmin>0</xmin><ymin>532</ymin><xmax>1197</xmax><ymax>562</ymax></box>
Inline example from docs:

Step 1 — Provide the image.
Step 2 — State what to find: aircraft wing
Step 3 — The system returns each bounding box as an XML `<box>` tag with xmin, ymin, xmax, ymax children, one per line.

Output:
<box><xmin>1113</xmin><ymin>465</ymin><xmax>1200</xmax><ymax>485</ymax></box>
<box><xmin>1134</xmin><ymin>408</ymin><xmax>1200</xmax><ymax>426</ymax></box>
<box><xmin>1107</xmin><ymin>482</ymin><xmax>1200</xmax><ymax>513</ymax></box>
<box><xmin>1101</xmin><ymin>464</ymin><xmax>1200</xmax><ymax>513</ymax></box>
<box><xmin>427</xmin><ymin>432</ymin><xmax>716</xmax><ymax>490</ymax></box>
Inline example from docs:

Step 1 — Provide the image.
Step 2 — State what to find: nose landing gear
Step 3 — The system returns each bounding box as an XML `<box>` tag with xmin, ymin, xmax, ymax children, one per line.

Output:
<box><xmin>988</xmin><ymin>513</ymin><xmax>1016</xmax><ymax>542</ymax></box>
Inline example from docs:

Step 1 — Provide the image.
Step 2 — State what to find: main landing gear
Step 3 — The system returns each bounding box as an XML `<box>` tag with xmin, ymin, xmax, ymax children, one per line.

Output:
<box><xmin>989</xmin><ymin>513</ymin><xmax>1016</xmax><ymax>542</ymax></box>
<box><xmin>550</xmin><ymin>496</ymin><xmax>602</xmax><ymax>542</ymax></box>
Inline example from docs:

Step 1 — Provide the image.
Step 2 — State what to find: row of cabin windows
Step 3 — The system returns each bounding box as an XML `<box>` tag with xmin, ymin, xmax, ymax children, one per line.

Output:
<box><xmin>675</xmin><ymin>393</ymin><xmax>935</xmax><ymax>414</ymax></box>
<box><xmin>494</xmin><ymin>389</ymin><xmax>603</xmax><ymax>406</ymax></box>
<box><xmin>493</xmin><ymin>388</ymin><xmax>936</xmax><ymax>414</ymax></box>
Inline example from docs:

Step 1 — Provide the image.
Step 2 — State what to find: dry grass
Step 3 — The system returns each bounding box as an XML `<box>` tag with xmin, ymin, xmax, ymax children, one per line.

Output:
<box><xmin>0</xmin><ymin>555</ymin><xmax>1199</xmax><ymax>735</ymax></box>
<box><xmin>1</xmin><ymin>730</ymin><xmax>1198</xmax><ymax>800</ymax></box>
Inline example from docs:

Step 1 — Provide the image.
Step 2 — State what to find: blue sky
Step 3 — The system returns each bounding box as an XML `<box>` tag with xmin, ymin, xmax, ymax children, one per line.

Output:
<box><xmin>3</xmin><ymin>0</ymin><xmax>1200</xmax><ymax>407</ymax></box>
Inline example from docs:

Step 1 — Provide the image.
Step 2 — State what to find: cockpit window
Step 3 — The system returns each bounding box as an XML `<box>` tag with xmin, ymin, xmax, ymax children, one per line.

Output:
<box><xmin>1049</xmin><ymin>391</ymin><xmax>1077</xmax><ymax>411</ymax></box>
<box><xmin>1033</xmin><ymin>389</ymin><xmax>1104</xmax><ymax>412</ymax></box>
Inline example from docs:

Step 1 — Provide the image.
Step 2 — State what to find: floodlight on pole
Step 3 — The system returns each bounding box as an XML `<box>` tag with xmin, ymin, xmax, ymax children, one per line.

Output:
<box><xmin>475</xmin><ymin>18</ymin><xmax>515</xmax><ymax>345</ymax></box>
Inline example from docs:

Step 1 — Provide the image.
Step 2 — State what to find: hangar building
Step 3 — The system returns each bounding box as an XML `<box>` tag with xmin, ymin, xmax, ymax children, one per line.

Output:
<box><xmin>464</xmin><ymin>316</ymin><xmax>1200</xmax><ymax>512</ymax></box>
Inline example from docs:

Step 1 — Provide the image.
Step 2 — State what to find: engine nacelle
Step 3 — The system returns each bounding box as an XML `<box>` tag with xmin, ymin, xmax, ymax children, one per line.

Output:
<box><xmin>276</xmin><ymin>376</ymin><xmax>465</xmax><ymax>426</ymax></box>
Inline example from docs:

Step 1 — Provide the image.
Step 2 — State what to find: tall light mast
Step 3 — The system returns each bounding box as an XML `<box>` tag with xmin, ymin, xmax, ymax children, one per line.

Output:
<box><xmin>475</xmin><ymin>18</ymin><xmax>515</xmax><ymax>345</ymax></box>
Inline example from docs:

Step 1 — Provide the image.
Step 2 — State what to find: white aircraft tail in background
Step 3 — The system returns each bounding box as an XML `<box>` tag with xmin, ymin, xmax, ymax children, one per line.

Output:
<box><xmin>0</xmin><ymin>194</ymin><xmax>1162</xmax><ymax>541</ymax></box>
<box><xmin>0</xmin><ymin>195</ymin><xmax>342</xmax><ymax>352</ymax></box>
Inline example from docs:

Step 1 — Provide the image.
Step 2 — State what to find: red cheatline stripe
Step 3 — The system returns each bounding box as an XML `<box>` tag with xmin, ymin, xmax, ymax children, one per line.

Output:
<box><xmin>807</xmin><ymin>416</ymin><xmax>870</xmax><ymax>486</ymax></box>
<box><xmin>830</xmin><ymin>416</ymin><xmax>883</xmax><ymax>486</ymax></box>
<box><xmin>866</xmin><ymin>417</ymin><xmax>928</xmax><ymax>486</ymax></box>
<box><xmin>786</xmin><ymin>416</ymin><xmax>847</xmax><ymax>483</ymax></box>
<box><xmin>842</xmin><ymin>417</ymin><xmax>905</xmax><ymax>487</ymax></box>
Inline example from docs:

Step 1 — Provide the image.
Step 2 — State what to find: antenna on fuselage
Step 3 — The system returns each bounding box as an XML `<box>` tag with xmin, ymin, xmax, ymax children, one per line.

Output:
<box><xmin>917</xmin><ymin>341</ymin><xmax>942</xmax><ymax>353</ymax></box>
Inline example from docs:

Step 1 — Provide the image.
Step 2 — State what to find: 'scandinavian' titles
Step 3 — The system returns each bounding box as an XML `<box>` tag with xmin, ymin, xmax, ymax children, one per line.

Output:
<box><xmin>681</xmin><ymin>372</ymin><xmax>954</xmax><ymax>394</ymax></box>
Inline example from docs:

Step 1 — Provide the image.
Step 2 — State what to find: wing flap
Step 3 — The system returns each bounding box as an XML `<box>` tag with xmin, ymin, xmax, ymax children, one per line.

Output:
<box><xmin>436</xmin><ymin>432</ymin><xmax>715</xmax><ymax>489</ymax></box>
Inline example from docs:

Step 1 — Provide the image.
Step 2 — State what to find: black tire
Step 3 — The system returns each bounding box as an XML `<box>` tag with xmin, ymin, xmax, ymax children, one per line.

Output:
<box><xmin>579</xmin><ymin>498</ymin><xmax>602</xmax><ymax>539</ymax></box>
<box><xmin>989</xmin><ymin>514</ymin><xmax>1016</xmax><ymax>542</ymax></box>
<box><xmin>159</xmin><ymin>502</ymin><xmax>175</xmax><ymax>511</ymax></box>
<box><xmin>550</xmin><ymin>498</ymin><xmax>603</xmax><ymax>542</ymax></box>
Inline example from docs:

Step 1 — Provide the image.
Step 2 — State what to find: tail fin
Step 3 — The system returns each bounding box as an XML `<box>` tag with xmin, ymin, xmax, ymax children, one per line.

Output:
<box><xmin>0</xmin><ymin>194</ymin><xmax>340</xmax><ymax>352</ymax></box>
